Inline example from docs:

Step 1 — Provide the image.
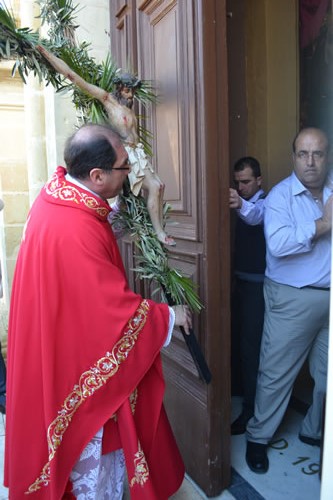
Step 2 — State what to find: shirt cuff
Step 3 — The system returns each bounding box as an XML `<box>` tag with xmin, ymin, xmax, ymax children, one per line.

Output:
<box><xmin>164</xmin><ymin>306</ymin><xmax>175</xmax><ymax>347</ymax></box>
<box><xmin>237</xmin><ymin>198</ymin><xmax>252</xmax><ymax>217</ymax></box>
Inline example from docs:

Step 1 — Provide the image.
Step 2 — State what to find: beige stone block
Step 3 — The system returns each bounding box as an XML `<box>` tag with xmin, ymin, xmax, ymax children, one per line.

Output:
<box><xmin>0</xmin><ymin>110</ymin><xmax>26</xmax><ymax>158</ymax></box>
<box><xmin>2</xmin><ymin>194</ymin><xmax>29</xmax><ymax>225</ymax></box>
<box><xmin>0</xmin><ymin>80</ymin><xmax>24</xmax><ymax>107</ymax></box>
<box><xmin>76</xmin><ymin>1</ymin><xmax>110</xmax><ymax>60</ymax></box>
<box><xmin>25</xmin><ymin>92</ymin><xmax>45</xmax><ymax>134</ymax></box>
<box><xmin>5</xmin><ymin>224</ymin><xmax>24</xmax><ymax>260</ymax></box>
<box><xmin>6</xmin><ymin>258</ymin><xmax>17</xmax><ymax>295</ymax></box>
<box><xmin>4</xmin><ymin>225</ymin><xmax>24</xmax><ymax>258</ymax></box>
<box><xmin>0</xmin><ymin>163</ymin><xmax>28</xmax><ymax>191</ymax></box>
<box><xmin>0</xmin><ymin>91</ymin><xmax>24</xmax><ymax>107</ymax></box>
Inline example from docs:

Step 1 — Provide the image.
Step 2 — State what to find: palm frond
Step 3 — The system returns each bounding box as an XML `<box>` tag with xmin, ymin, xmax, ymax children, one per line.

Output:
<box><xmin>0</xmin><ymin>3</ymin><xmax>39</xmax><ymax>58</ymax></box>
<box><xmin>0</xmin><ymin>2</ymin><xmax>17</xmax><ymax>30</ymax></box>
<box><xmin>136</xmin><ymin>80</ymin><xmax>159</xmax><ymax>106</ymax></box>
<box><xmin>37</xmin><ymin>0</ymin><xmax>80</xmax><ymax>47</ymax></box>
<box><xmin>99</xmin><ymin>54</ymin><xmax>119</xmax><ymax>91</ymax></box>
<box><xmin>111</xmin><ymin>192</ymin><xmax>204</xmax><ymax>313</ymax></box>
<box><xmin>0</xmin><ymin>0</ymin><xmax>203</xmax><ymax>312</ymax></box>
<box><xmin>0</xmin><ymin>3</ymin><xmax>62</xmax><ymax>85</ymax></box>
<box><xmin>136</xmin><ymin>115</ymin><xmax>156</xmax><ymax>156</ymax></box>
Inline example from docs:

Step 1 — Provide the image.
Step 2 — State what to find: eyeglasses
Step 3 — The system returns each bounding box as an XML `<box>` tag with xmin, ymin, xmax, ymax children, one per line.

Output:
<box><xmin>295</xmin><ymin>151</ymin><xmax>326</xmax><ymax>161</ymax></box>
<box><xmin>108</xmin><ymin>161</ymin><xmax>131</xmax><ymax>171</ymax></box>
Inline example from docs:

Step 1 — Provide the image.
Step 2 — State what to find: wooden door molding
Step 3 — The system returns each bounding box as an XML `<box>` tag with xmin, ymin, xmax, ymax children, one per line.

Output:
<box><xmin>109</xmin><ymin>0</ymin><xmax>138</xmax><ymax>71</ymax></box>
<box><xmin>137</xmin><ymin>0</ymin><xmax>199</xmax><ymax>243</ymax></box>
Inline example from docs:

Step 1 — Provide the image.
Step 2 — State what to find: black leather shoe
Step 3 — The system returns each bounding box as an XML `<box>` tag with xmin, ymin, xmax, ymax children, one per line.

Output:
<box><xmin>246</xmin><ymin>441</ymin><xmax>269</xmax><ymax>474</ymax></box>
<box><xmin>299</xmin><ymin>434</ymin><xmax>320</xmax><ymax>447</ymax></box>
<box><xmin>231</xmin><ymin>413</ymin><xmax>251</xmax><ymax>435</ymax></box>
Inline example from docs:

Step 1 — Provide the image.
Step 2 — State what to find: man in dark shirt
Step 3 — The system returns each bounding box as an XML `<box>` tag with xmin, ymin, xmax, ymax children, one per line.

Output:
<box><xmin>229</xmin><ymin>157</ymin><xmax>266</xmax><ymax>435</ymax></box>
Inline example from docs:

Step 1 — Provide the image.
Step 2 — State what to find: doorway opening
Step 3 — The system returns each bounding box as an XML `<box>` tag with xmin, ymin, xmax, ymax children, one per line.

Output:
<box><xmin>226</xmin><ymin>1</ymin><xmax>329</xmax><ymax>497</ymax></box>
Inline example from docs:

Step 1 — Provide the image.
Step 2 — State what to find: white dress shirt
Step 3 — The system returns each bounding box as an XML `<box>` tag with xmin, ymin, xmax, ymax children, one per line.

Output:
<box><xmin>237</xmin><ymin>189</ymin><xmax>265</xmax><ymax>225</ymax></box>
<box><xmin>264</xmin><ymin>171</ymin><xmax>333</xmax><ymax>288</ymax></box>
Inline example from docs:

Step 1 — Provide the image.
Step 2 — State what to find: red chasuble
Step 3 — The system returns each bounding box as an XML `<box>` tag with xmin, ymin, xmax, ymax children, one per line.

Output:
<box><xmin>4</xmin><ymin>167</ymin><xmax>184</xmax><ymax>499</ymax></box>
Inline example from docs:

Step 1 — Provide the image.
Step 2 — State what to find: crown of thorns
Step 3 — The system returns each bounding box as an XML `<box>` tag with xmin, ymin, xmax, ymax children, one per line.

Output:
<box><xmin>113</xmin><ymin>73</ymin><xmax>142</xmax><ymax>89</ymax></box>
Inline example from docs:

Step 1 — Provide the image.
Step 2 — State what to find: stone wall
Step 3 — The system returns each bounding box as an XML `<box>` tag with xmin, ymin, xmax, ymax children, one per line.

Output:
<box><xmin>0</xmin><ymin>0</ymin><xmax>110</xmax><ymax>355</ymax></box>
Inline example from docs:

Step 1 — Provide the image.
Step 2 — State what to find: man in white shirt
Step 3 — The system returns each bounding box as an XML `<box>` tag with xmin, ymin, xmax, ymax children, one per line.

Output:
<box><xmin>229</xmin><ymin>157</ymin><xmax>266</xmax><ymax>435</ymax></box>
<box><xmin>245</xmin><ymin>128</ymin><xmax>333</xmax><ymax>474</ymax></box>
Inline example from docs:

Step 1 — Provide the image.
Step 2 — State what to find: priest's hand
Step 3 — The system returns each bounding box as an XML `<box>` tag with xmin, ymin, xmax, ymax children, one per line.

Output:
<box><xmin>172</xmin><ymin>305</ymin><xmax>192</xmax><ymax>335</ymax></box>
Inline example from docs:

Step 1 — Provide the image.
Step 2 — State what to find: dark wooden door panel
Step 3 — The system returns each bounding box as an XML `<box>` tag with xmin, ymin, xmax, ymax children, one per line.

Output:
<box><xmin>137</xmin><ymin>0</ymin><xmax>199</xmax><ymax>241</ymax></box>
<box><xmin>109</xmin><ymin>0</ymin><xmax>137</xmax><ymax>70</ymax></box>
<box><xmin>110</xmin><ymin>1</ymin><xmax>231</xmax><ymax>495</ymax></box>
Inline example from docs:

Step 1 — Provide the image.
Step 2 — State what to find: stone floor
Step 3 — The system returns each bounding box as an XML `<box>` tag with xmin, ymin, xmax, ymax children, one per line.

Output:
<box><xmin>173</xmin><ymin>396</ymin><xmax>321</xmax><ymax>500</ymax></box>
<box><xmin>171</xmin><ymin>476</ymin><xmax>235</xmax><ymax>500</ymax></box>
<box><xmin>229</xmin><ymin>398</ymin><xmax>321</xmax><ymax>500</ymax></box>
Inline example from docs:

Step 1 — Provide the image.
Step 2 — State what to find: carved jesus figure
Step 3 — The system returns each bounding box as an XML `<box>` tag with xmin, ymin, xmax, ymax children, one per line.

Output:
<box><xmin>37</xmin><ymin>45</ymin><xmax>175</xmax><ymax>246</ymax></box>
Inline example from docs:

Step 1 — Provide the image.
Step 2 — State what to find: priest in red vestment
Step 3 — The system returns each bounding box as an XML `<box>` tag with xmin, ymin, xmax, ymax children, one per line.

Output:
<box><xmin>4</xmin><ymin>123</ymin><xmax>192</xmax><ymax>499</ymax></box>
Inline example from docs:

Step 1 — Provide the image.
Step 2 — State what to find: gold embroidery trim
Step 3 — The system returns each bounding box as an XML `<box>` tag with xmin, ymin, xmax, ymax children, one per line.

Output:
<box><xmin>129</xmin><ymin>441</ymin><xmax>150</xmax><ymax>487</ymax></box>
<box><xmin>44</xmin><ymin>171</ymin><xmax>109</xmax><ymax>218</ymax></box>
<box><xmin>129</xmin><ymin>388</ymin><xmax>138</xmax><ymax>414</ymax></box>
<box><xmin>26</xmin><ymin>300</ymin><xmax>150</xmax><ymax>494</ymax></box>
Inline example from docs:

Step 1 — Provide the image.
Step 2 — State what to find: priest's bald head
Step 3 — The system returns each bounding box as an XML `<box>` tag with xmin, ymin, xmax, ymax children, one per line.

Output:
<box><xmin>64</xmin><ymin>123</ymin><xmax>130</xmax><ymax>199</ymax></box>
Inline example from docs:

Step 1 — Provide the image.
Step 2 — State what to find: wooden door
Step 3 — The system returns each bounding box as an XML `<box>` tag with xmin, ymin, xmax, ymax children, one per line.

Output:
<box><xmin>109</xmin><ymin>1</ymin><xmax>231</xmax><ymax>495</ymax></box>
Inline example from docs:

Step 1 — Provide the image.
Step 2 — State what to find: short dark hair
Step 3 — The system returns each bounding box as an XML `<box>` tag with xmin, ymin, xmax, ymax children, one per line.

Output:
<box><xmin>233</xmin><ymin>156</ymin><xmax>261</xmax><ymax>178</ymax></box>
<box><xmin>64</xmin><ymin>124</ymin><xmax>117</xmax><ymax>179</ymax></box>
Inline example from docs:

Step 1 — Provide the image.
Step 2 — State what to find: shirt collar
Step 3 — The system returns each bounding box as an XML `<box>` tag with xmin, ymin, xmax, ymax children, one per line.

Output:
<box><xmin>248</xmin><ymin>188</ymin><xmax>265</xmax><ymax>203</ymax></box>
<box><xmin>290</xmin><ymin>171</ymin><xmax>308</xmax><ymax>196</ymax></box>
<box><xmin>66</xmin><ymin>173</ymin><xmax>103</xmax><ymax>199</ymax></box>
<box><xmin>291</xmin><ymin>170</ymin><xmax>333</xmax><ymax>197</ymax></box>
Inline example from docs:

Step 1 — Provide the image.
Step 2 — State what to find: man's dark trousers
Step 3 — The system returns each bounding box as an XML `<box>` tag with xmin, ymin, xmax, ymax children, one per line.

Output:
<box><xmin>232</xmin><ymin>278</ymin><xmax>264</xmax><ymax>417</ymax></box>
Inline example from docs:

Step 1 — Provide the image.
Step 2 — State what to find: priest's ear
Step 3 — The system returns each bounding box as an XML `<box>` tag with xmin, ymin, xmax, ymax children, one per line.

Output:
<box><xmin>89</xmin><ymin>168</ymin><xmax>108</xmax><ymax>186</ymax></box>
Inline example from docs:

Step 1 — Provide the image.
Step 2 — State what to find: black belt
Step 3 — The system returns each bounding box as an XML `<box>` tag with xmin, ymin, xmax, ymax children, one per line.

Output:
<box><xmin>302</xmin><ymin>286</ymin><xmax>330</xmax><ymax>291</ymax></box>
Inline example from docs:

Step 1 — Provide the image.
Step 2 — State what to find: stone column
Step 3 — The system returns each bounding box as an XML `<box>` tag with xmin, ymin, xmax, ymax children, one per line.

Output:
<box><xmin>21</xmin><ymin>0</ymin><xmax>48</xmax><ymax>204</ymax></box>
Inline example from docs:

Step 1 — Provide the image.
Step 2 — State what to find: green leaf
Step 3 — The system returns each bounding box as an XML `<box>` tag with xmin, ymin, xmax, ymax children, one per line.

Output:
<box><xmin>11</xmin><ymin>59</ymin><xmax>19</xmax><ymax>77</ymax></box>
<box><xmin>17</xmin><ymin>64</ymin><xmax>27</xmax><ymax>83</ymax></box>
